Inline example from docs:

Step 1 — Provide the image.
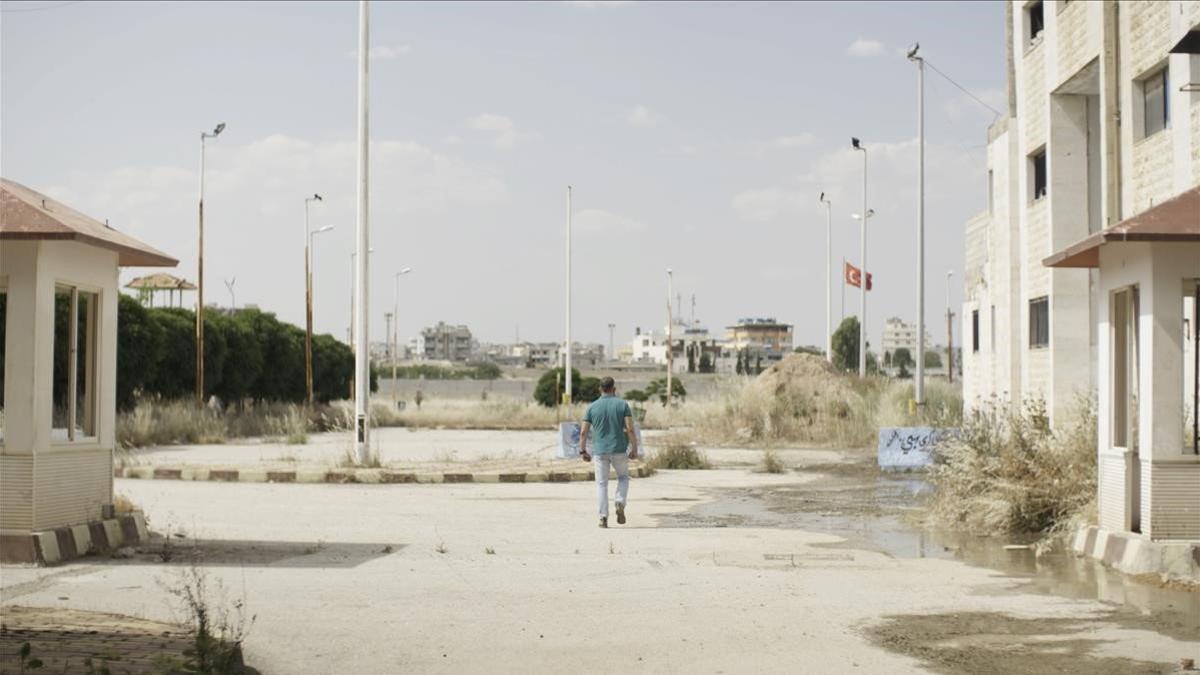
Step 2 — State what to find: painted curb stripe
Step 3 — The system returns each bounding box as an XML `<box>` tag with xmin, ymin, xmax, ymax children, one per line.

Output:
<box><xmin>116</xmin><ymin>465</ymin><xmax>655</xmax><ymax>485</ymax></box>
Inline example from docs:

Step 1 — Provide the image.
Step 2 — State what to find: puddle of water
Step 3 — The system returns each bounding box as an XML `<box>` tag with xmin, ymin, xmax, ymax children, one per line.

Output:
<box><xmin>660</xmin><ymin>466</ymin><xmax>1199</xmax><ymax>640</ymax></box>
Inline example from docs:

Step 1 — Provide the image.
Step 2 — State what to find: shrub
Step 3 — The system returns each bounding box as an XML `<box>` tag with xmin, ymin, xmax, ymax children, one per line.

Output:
<box><xmin>645</xmin><ymin>377</ymin><xmax>686</xmax><ymax>406</ymax></box>
<box><xmin>761</xmin><ymin>449</ymin><xmax>785</xmax><ymax>474</ymax></box>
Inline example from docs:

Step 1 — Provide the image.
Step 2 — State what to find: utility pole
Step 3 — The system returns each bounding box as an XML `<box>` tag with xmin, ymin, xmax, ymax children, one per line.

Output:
<box><xmin>224</xmin><ymin>277</ymin><xmax>236</xmax><ymax>310</ymax></box>
<box><xmin>391</xmin><ymin>268</ymin><xmax>411</xmax><ymax>406</ymax></box>
<box><xmin>353</xmin><ymin>0</ymin><xmax>371</xmax><ymax>464</ymax></box>
<box><xmin>564</xmin><ymin>185</ymin><xmax>573</xmax><ymax>408</ymax></box>
<box><xmin>908</xmin><ymin>43</ymin><xmax>927</xmax><ymax>407</ymax></box>
<box><xmin>852</xmin><ymin>137</ymin><xmax>868</xmax><ymax>377</ymax></box>
<box><xmin>946</xmin><ymin>270</ymin><xmax>954</xmax><ymax>384</ymax></box>
<box><xmin>195</xmin><ymin>121</ymin><xmax>224</xmax><ymax>407</ymax></box>
<box><xmin>304</xmin><ymin>193</ymin><xmax>323</xmax><ymax>408</ymax></box>
<box><xmin>820</xmin><ymin>192</ymin><xmax>832</xmax><ymax>362</ymax></box>
<box><xmin>608</xmin><ymin>323</ymin><xmax>615</xmax><ymax>363</ymax></box>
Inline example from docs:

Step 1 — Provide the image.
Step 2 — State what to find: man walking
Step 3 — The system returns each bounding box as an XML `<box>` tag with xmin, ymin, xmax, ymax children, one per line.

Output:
<box><xmin>579</xmin><ymin>377</ymin><xmax>639</xmax><ymax>528</ymax></box>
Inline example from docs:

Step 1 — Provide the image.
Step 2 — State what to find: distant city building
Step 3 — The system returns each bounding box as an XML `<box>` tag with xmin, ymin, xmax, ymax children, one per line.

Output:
<box><xmin>725</xmin><ymin>318</ymin><xmax>793</xmax><ymax>353</ymax></box>
<box><xmin>879</xmin><ymin>317</ymin><xmax>934</xmax><ymax>363</ymax></box>
<box><xmin>419</xmin><ymin>322</ymin><xmax>475</xmax><ymax>361</ymax></box>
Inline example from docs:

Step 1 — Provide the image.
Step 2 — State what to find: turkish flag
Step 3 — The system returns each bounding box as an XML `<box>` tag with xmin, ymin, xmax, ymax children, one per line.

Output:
<box><xmin>844</xmin><ymin>262</ymin><xmax>873</xmax><ymax>290</ymax></box>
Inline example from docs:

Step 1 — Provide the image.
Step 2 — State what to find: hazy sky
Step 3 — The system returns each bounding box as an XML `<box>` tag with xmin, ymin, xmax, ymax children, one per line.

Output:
<box><xmin>2</xmin><ymin>0</ymin><xmax>1005</xmax><ymax>349</ymax></box>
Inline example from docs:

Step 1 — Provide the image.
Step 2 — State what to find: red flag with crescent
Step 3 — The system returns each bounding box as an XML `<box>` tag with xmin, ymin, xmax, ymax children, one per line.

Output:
<box><xmin>844</xmin><ymin>262</ymin><xmax>873</xmax><ymax>290</ymax></box>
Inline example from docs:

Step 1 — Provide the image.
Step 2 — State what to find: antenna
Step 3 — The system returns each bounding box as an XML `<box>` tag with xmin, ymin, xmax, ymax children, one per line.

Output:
<box><xmin>223</xmin><ymin>277</ymin><xmax>237</xmax><ymax>310</ymax></box>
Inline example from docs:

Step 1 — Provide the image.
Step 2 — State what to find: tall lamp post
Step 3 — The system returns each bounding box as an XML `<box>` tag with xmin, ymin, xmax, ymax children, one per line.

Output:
<box><xmin>608</xmin><ymin>323</ymin><xmax>616</xmax><ymax>363</ymax></box>
<box><xmin>819</xmin><ymin>192</ymin><xmax>832</xmax><ymax>363</ymax></box>
<box><xmin>306</xmin><ymin>223</ymin><xmax>334</xmax><ymax>401</ymax></box>
<box><xmin>851</xmin><ymin>137</ymin><xmax>868</xmax><ymax>377</ymax></box>
<box><xmin>564</xmin><ymin>185</ymin><xmax>573</xmax><ymax>408</ymax></box>
<box><xmin>908</xmin><ymin>43</ymin><xmax>927</xmax><ymax>407</ymax></box>
<box><xmin>196</xmin><ymin>121</ymin><xmax>225</xmax><ymax>407</ymax></box>
<box><xmin>391</xmin><ymin>267</ymin><xmax>412</xmax><ymax>405</ymax></box>
<box><xmin>304</xmin><ymin>193</ymin><xmax>324</xmax><ymax>407</ymax></box>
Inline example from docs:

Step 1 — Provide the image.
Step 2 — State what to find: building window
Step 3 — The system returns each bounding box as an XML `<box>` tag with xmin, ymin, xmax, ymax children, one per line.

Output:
<box><xmin>52</xmin><ymin>285</ymin><xmax>99</xmax><ymax>443</ymax></box>
<box><xmin>1029</xmin><ymin>296</ymin><xmax>1049</xmax><ymax>348</ymax></box>
<box><xmin>1112</xmin><ymin>287</ymin><xmax>1139</xmax><ymax>450</ymax></box>
<box><xmin>1026</xmin><ymin>1</ymin><xmax>1045</xmax><ymax>47</ymax></box>
<box><xmin>1030</xmin><ymin>149</ymin><xmax>1047</xmax><ymax>202</ymax></box>
<box><xmin>971</xmin><ymin>310</ymin><xmax>980</xmax><ymax>353</ymax></box>
<box><xmin>1140</xmin><ymin>67</ymin><xmax>1169</xmax><ymax>138</ymax></box>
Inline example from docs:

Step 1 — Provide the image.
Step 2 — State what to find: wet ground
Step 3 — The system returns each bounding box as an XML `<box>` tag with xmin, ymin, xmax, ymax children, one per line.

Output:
<box><xmin>659</xmin><ymin>457</ymin><xmax>1200</xmax><ymax>672</ymax></box>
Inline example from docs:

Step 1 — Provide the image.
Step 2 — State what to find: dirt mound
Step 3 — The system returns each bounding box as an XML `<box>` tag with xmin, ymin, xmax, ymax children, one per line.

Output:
<box><xmin>752</xmin><ymin>352</ymin><xmax>845</xmax><ymax>397</ymax></box>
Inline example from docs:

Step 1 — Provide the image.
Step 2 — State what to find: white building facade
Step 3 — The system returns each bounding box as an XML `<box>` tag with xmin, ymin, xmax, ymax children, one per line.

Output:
<box><xmin>962</xmin><ymin>0</ymin><xmax>1200</xmax><ymax>425</ymax></box>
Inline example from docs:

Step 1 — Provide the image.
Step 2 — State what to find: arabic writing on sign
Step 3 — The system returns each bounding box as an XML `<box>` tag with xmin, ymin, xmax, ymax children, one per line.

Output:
<box><xmin>877</xmin><ymin>426</ymin><xmax>961</xmax><ymax>470</ymax></box>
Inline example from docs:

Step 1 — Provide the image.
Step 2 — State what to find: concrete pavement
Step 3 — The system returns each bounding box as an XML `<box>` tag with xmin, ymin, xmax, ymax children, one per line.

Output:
<box><xmin>3</xmin><ymin>460</ymin><xmax>1196</xmax><ymax>673</ymax></box>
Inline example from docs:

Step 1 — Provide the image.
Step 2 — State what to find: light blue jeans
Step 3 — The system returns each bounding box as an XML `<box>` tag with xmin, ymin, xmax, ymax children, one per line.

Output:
<box><xmin>593</xmin><ymin>453</ymin><xmax>630</xmax><ymax>518</ymax></box>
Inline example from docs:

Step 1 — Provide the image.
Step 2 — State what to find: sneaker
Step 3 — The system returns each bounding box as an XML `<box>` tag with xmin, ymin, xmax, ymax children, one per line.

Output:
<box><xmin>598</xmin><ymin>517</ymin><xmax>608</xmax><ymax>528</ymax></box>
<box><xmin>616</xmin><ymin>503</ymin><xmax>626</xmax><ymax>525</ymax></box>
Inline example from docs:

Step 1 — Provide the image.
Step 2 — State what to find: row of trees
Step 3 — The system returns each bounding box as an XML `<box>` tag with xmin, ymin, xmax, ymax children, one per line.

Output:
<box><xmin>117</xmin><ymin>295</ymin><xmax>370</xmax><ymax>409</ymax></box>
<box><xmin>532</xmin><ymin>368</ymin><xmax>687</xmax><ymax>408</ymax></box>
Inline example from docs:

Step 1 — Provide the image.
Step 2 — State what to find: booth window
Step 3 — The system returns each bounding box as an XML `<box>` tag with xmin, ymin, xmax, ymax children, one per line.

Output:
<box><xmin>0</xmin><ymin>282</ymin><xmax>6</xmax><ymax>444</ymax></box>
<box><xmin>1112</xmin><ymin>287</ymin><xmax>1139</xmax><ymax>450</ymax></box>
<box><xmin>52</xmin><ymin>285</ymin><xmax>98</xmax><ymax>442</ymax></box>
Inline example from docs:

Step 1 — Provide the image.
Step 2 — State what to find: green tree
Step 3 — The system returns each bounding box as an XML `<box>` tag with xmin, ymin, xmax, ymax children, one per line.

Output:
<box><xmin>735</xmin><ymin>351</ymin><xmax>744</xmax><ymax>375</ymax></box>
<box><xmin>533</xmin><ymin>367</ymin><xmax>582</xmax><ymax>407</ymax></box>
<box><xmin>645</xmin><ymin>376</ymin><xmax>686</xmax><ymax>406</ymax></box>
<box><xmin>831</xmin><ymin>316</ymin><xmax>861</xmax><ymax>373</ymax></box>
<box><xmin>577</xmin><ymin>376</ymin><xmax>602</xmax><ymax>403</ymax></box>
<box><xmin>698</xmin><ymin>352</ymin><xmax>714</xmax><ymax>374</ymax></box>
<box><xmin>147</xmin><ymin>308</ymin><xmax>198</xmax><ymax>399</ymax></box>
<box><xmin>892</xmin><ymin>347</ymin><xmax>913</xmax><ymax>379</ymax></box>
<box><xmin>686</xmin><ymin>344</ymin><xmax>696</xmax><ymax>373</ymax></box>
<box><xmin>924</xmin><ymin>350</ymin><xmax>943</xmax><ymax>368</ymax></box>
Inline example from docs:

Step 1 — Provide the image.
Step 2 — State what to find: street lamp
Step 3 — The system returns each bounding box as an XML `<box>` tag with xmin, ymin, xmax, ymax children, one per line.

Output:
<box><xmin>196</xmin><ymin>121</ymin><xmax>225</xmax><ymax>407</ymax></box>
<box><xmin>304</xmin><ymin>194</ymin><xmax>324</xmax><ymax>407</ymax></box>
<box><xmin>391</xmin><ymin>267</ymin><xmax>412</xmax><ymax>404</ymax></box>
<box><xmin>851</xmin><ymin>137</ymin><xmax>868</xmax><ymax>377</ymax></box>
<box><xmin>608</xmin><ymin>323</ymin><xmax>616</xmax><ymax>363</ymax></box>
<box><xmin>946</xmin><ymin>270</ymin><xmax>954</xmax><ymax>384</ymax></box>
<box><xmin>348</xmin><ymin>247</ymin><xmax>375</xmax><ymax>346</ymax></box>
<box><xmin>819</xmin><ymin>192</ymin><xmax>832</xmax><ymax>363</ymax></box>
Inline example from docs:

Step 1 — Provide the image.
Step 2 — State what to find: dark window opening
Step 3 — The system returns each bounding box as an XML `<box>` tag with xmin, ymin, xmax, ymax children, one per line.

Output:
<box><xmin>972</xmin><ymin>310</ymin><xmax>980</xmax><ymax>353</ymax></box>
<box><xmin>1029</xmin><ymin>296</ymin><xmax>1049</xmax><ymax>348</ymax></box>
<box><xmin>1032</xmin><ymin>150</ymin><xmax>1047</xmax><ymax>201</ymax></box>
<box><xmin>1028</xmin><ymin>1</ymin><xmax>1045</xmax><ymax>45</ymax></box>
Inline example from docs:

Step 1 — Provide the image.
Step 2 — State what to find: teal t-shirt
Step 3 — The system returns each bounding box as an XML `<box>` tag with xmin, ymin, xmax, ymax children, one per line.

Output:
<box><xmin>583</xmin><ymin>394</ymin><xmax>632</xmax><ymax>455</ymax></box>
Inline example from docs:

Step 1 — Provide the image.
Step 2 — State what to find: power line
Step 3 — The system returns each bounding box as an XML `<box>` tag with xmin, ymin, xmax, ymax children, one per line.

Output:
<box><xmin>923</xmin><ymin>58</ymin><xmax>1004</xmax><ymax>120</ymax></box>
<box><xmin>1</xmin><ymin>1</ymin><xmax>82</xmax><ymax>13</ymax></box>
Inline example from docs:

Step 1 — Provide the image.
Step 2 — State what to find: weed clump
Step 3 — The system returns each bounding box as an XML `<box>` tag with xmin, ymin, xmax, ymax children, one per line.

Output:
<box><xmin>645</xmin><ymin>435</ymin><xmax>711</xmax><ymax>470</ymax></box>
<box><xmin>761</xmin><ymin>449</ymin><xmax>785</xmax><ymax>474</ymax></box>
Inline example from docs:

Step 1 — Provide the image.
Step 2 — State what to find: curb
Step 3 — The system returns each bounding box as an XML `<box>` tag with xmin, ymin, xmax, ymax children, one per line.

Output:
<box><xmin>116</xmin><ymin>465</ymin><xmax>655</xmax><ymax>485</ymax></box>
<box><xmin>1071</xmin><ymin>525</ymin><xmax>1200</xmax><ymax>581</ymax></box>
<box><xmin>0</xmin><ymin>513</ymin><xmax>148</xmax><ymax>565</ymax></box>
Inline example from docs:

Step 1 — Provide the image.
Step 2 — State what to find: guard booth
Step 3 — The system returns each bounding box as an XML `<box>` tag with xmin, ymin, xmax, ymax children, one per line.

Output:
<box><xmin>1044</xmin><ymin>186</ymin><xmax>1200</xmax><ymax>544</ymax></box>
<box><xmin>1</xmin><ymin>178</ymin><xmax>177</xmax><ymax>563</ymax></box>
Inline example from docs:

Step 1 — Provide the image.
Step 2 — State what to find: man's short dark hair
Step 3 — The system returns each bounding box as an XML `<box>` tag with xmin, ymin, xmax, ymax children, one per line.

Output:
<box><xmin>600</xmin><ymin>376</ymin><xmax>616</xmax><ymax>392</ymax></box>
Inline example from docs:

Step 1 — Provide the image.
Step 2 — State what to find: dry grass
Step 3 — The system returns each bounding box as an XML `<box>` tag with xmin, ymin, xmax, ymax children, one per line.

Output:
<box><xmin>117</xmin><ymin>399</ymin><xmax>308</xmax><ymax>448</ymax></box>
<box><xmin>926</xmin><ymin>396</ymin><xmax>1097</xmax><ymax>536</ymax></box>
<box><xmin>761</xmin><ymin>449</ymin><xmax>785</xmax><ymax>474</ymax></box>
<box><xmin>112</xmin><ymin>493</ymin><xmax>139</xmax><ymax>515</ymax></box>
<box><xmin>666</xmin><ymin>354</ymin><xmax>962</xmax><ymax>448</ymax></box>
<box><xmin>324</xmin><ymin>398</ymin><xmax>583</xmax><ymax>431</ymax></box>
